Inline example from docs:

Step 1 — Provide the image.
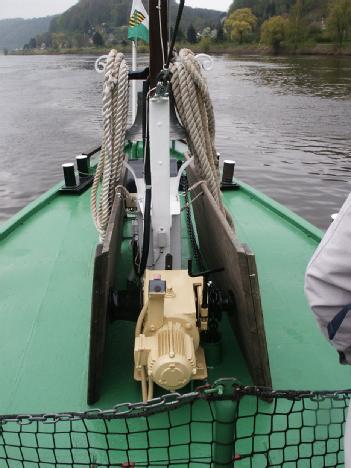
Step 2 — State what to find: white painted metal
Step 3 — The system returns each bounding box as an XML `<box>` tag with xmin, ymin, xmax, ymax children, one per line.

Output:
<box><xmin>149</xmin><ymin>96</ymin><xmax>171</xmax><ymax>269</ymax></box>
<box><xmin>132</xmin><ymin>40</ymin><xmax>137</xmax><ymax>123</ymax></box>
<box><xmin>172</xmin><ymin>157</ymin><xmax>194</xmax><ymax>202</ymax></box>
<box><xmin>148</xmin><ymin>96</ymin><xmax>181</xmax><ymax>269</ymax></box>
<box><xmin>128</xmin><ymin>96</ymin><xmax>182</xmax><ymax>270</ymax></box>
<box><xmin>94</xmin><ymin>55</ymin><xmax>108</xmax><ymax>73</ymax></box>
<box><xmin>195</xmin><ymin>53</ymin><xmax>214</xmax><ymax>71</ymax></box>
<box><xmin>123</xmin><ymin>161</ymin><xmax>145</xmax><ymax>204</ymax></box>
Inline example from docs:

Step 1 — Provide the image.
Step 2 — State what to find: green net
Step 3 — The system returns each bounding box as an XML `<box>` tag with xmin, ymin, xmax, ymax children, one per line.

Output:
<box><xmin>0</xmin><ymin>381</ymin><xmax>350</xmax><ymax>467</ymax></box>
<box><xmin>233</xmin><ymin>386</ymin><xmax>349</xmax><ymax>467</ymax></box>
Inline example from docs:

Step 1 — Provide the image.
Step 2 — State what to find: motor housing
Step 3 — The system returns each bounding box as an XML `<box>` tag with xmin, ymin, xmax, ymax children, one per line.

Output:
<box><xmin>134</xmin><ymin>270</ymin><xmax>208</xmax><ymax>395</ymax></box>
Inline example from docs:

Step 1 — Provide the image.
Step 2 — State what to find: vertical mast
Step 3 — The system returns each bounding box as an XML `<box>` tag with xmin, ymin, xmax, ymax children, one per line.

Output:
<box><xmin>149</xmin><ymin>0</ymin><xmax>168</xmax><ymax>89</ymax></box>
<box><xmin>132</xmin><ymin>40</ymin><xmax>137</xmax><ymax>122</ymax></box>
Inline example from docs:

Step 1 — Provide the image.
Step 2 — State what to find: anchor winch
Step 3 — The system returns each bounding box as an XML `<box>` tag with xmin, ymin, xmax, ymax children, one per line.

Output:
<box><xmin>134</xmin><ymin>270</ymin><xmax>208</xmax><ymax>397</ymax></box>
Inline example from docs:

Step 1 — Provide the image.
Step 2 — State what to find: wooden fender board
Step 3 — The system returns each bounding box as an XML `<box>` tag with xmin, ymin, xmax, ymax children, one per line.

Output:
<box><xmin>88</xmin><ymin>191</ymin><xmax>126</xmax><ymax>404</ymax></box>
<box><xmin>187</xmin><ymin>165</ymin><xmax>272</xmax><ymax>388</ymax></box>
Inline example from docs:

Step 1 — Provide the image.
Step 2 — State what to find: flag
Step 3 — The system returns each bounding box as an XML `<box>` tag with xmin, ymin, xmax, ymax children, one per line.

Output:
<box><xmin>128</xmin><ymin>0</ymin><xmax>149</xmax><ymax>43</ymax></box>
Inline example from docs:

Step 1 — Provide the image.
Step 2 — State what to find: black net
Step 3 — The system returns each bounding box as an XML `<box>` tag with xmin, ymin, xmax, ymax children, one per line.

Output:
<box><xmin>0</xmin><ymin>382</ymin><xmax>350</xmax><ymax>467</ymax></box>
<box><xmin>233</xmin><ymin>387</ymin><xmax>350</xmax><ymax>467</ymax></box>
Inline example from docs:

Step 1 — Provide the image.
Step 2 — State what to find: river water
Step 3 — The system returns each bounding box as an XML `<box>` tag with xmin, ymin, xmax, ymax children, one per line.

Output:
<box><xmin>0</xmin><ymin>54</ymin><xmax>350</xmax><ymax>229</ymax></box>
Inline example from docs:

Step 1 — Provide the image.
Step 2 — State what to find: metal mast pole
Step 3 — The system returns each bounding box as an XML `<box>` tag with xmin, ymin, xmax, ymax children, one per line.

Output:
<box><xmin>149</xmin><ymin>0</ymin><xmax>168</xmax><ymax>89</ymax></box>
<box><xmin>132</xmin><ymin>39</ymin><xmax>137</xmax><ymax>122</ymax></box>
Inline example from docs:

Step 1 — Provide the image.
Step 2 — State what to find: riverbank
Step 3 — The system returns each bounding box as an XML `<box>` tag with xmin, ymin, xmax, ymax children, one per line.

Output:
<box><xmin>8</xmin><ymin>41</ymin><xmax>351</xmax><ymax>57</ymax></box>
<box><xmin>184</xmin><ymin>42</ymin><xmax>351</xmax><ymax>56</ymax></box>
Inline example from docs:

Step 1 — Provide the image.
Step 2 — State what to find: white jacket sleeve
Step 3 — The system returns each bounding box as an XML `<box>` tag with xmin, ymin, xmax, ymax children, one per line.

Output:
<box><xmin>305</xmin><ymin>193</ymin><xmax>351</xmax><ymax>364</ymax></box>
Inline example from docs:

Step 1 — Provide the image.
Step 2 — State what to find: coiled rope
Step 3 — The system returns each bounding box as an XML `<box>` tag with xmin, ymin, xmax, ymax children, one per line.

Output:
<box><xmin>91</xmin><ymin>50</ymin><xmax>129</xmax><ymax>241</ymax></box>
<box><xmin>91</xmin><ymin>48</ymin><xmax>232</xmax><ymax>240</ymax></box>
<box><xmin>170</xmin><ymin>49</ymin><xmax>228</xmax><ymax>220</ymax></box>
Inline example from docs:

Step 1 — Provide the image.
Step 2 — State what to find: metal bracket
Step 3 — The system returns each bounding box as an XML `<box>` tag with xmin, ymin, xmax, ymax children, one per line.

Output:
<box><xmin>60</xmin><ymin>176</ymin><xmax>94</xmax><ymax>195</ymax></box>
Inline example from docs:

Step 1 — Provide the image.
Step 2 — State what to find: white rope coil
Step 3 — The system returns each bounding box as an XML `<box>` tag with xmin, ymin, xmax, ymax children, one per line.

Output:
<box><xmin>91</xmin><ymin>48</ymin><xmax>232</xmax><ymax>241</ymax></box>
<box><xmin>91</xmin><ymin>50</ymin><xmax>129</xmax><ymax>241</ymax></box>
<box><xmin>170</xmin><ymin>50</ymin><xmax>226</xmax><ymax>216</ymax></box>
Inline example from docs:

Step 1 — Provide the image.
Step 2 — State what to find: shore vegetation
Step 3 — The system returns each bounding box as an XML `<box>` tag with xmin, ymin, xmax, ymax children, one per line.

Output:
<box><xmin>11</xmin><ymin>0</ymin><xmax>351</xmax><ymax>57</ymax></box>
<box><xmin>224</xmin><ymin>8</ymin><xmax>257</xmax><ymax>44</ymax></box>
<box><xmin>261</xmin><ymin>15</ymin><xmax>289</xmax><ymax>53</ymax></box>
<box><xmin>327</xmin><ymin>0</ymin><xmax>351</xmax><ymax>47</ymax></box>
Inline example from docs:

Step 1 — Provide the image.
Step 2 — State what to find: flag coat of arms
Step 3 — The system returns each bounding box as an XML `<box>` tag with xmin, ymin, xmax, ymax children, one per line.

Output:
<box><xmin>128</xmin><ymin>0</ymin><xmax>149</xmax><ymax>43</ymax></box>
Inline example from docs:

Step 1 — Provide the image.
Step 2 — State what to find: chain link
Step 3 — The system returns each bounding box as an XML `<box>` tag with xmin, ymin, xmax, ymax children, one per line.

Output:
<box><xmin>1</xmin><ymin>379</ymin><xmax>351</xmax><ymax>426</ymax></box>
<box><xmin>0</xmin><ymin>391</ymin><xmax>201</xmax><ymax>426</ymax></box>
<box><xmin>234</xmin><ymin>383</ymin><xmax>351</xmax><ymax>402</ymax></box>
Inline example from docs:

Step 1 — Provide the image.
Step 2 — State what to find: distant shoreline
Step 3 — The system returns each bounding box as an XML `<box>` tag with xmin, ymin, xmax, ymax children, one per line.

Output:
<box><xmin>6</xmin><ymin>42</ymin><xmax>351</xmax><ymax>57</ymax></box>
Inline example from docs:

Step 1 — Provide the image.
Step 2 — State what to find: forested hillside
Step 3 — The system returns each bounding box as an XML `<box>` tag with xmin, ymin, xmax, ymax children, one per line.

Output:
<box><xmin>3</xmin><ymin>0</ymin><xmax>349</xmax><ymax>54</ymax></box>
<box><xmin>229</xmin><ymin>0</ymin><xmax>329</xmax><ymax>22</ymax></box>
<box><xmin>225</xmin><ymin>0</ymin><xmax>350</xmax><ymax>52</ymax></box>
<box><xmin>0</xmin><ymin>0</ymin><xmax>224</xmax><ymax>51</ymax></box>
<box><xmin>50</xmin><ymin>0</ymin><xmax>224</xmax><ymax>35</ymax></box>
<box><xmin>0</xmin><ymin>17</ymin><xmax>54</xmax><ymax>49</ymax></box>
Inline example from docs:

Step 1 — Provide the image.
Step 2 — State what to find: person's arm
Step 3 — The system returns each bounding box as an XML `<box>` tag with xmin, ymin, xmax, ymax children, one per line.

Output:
<box><xmin>305</xmin><ymin>193</ymin><xmax>351</xmax><ymax>364</ymax></box>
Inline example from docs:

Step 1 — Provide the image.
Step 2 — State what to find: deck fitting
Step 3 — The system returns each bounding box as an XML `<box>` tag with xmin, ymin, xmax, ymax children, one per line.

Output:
<box><xmin>221</xmin><ymin>181</ymin><xmax>240</xmax><ymax>191</ymax></box>
<box><xmin>60</xmin><ymin>175</ymin><xmax>94</xmax><ymax>195</ymax></box>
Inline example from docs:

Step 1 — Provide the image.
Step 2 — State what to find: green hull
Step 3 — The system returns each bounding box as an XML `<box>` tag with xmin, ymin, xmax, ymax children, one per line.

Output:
<box><xmin>0</xmin><ymin>149</ymin><xmax>349</xmax><ymax>466</ymax></box>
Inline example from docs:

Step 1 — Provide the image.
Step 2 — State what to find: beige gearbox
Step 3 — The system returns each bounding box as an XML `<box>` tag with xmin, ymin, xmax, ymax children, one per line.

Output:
<box><xmin>134</xmin><ymin>269</ymin><xmax>208</xmax><ymax>398</ymax></box>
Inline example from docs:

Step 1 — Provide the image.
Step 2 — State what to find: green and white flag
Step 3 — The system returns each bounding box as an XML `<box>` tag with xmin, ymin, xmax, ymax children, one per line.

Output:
<box><xmin>128</xmin><ymin>0</ymin><xmax>149</xmax><ymax>43</ymax></box>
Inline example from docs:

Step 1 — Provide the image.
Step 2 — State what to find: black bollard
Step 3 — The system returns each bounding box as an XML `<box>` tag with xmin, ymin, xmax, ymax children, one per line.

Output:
<box><xmin>61</xmin><ymin>155</ymin><xmax>94</xmax><ymax>195</ymax></box>
<box><xmin>221</xmin><ymin>160</ymin><xmax>239</xmax><ymax>191</ymax></box>
<box><xmin>222</xmin><ymin>160</ymin><xmax>235</xmax><ymax>185</ymax></box>
<box><xmin>76</xmin><ymin>155</ymin><xmax>90</xmax><ymax>179</ymax></box>
<box><xmin>62</xmin><ymin>163</ymin><xmax>77</xmax><ymax>187</ymax></box>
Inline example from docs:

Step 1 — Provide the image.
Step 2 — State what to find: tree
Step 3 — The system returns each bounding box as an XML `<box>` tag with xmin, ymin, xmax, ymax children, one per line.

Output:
<box><xmin>92</xmin><ymin>31</ymin><xmax>104</xmax><ymax>47</ymax></box>
<box><xmin>198</xmin><ymin>36</ymin><xmax>211</xmax><ymax>53</ymax></box>
<box><xmin>287</xmin><ymin>0</ymin><xmax>308</xmax><ymax>50</ymax></box>
<box><xmin>228</xmin><ymin>0</ymin><xmax>256</xmax><ymax>16</ymax></box>
<box><xmin>327</xmin><ymin>0</ymin><xmax>351</xmax><ymax>47</ymax></box>
<box><xmin>28</xmin><ymin>37</ymin><xmax>37</xmax><ymax>49</ymax></box>
<box><xmin>227</xmin><ymin>0</ymin><xmax>325</xmax><ymax>22</ymax></box>
<box><xmin>52</xmin><ymin>32</ymin><xmax>66</xmax><ymax>49</ymax></box>
<box><xmin>36</xmin><ymin>32</ymin><xmax>53</xmax><ymax>49</ymax></box>
<box><xmin>84</xmin><ymin>20</ymin><xmax>92</xmax><ymax>34</ymax></box>
<box><xmin>224</xmin><ymin>8</ymin><xmax>257</xmax><ymax>44</ymax></box>
<box><xmin>187</xmin><ymin>24</ymin><xmax>197</xmax><ymax>44</ymax></box>
<box><xmin>216</xmin><ymin>22</ymin><xmax>225</xmax><ymax>42</ymax></box>
<box><xmin>261</xmin><ymin>15</ymin><xmax>288</xmax><ymax>53</ymax></box>
<box><xmin>177</xmin><ymin>28</ymin><xmax>185</xmax><ymax>41</ymax></box>
<box><xmin>71</xmin><ymin>32</ymin><xmax>87</xmax><ymax>48</ymax></box>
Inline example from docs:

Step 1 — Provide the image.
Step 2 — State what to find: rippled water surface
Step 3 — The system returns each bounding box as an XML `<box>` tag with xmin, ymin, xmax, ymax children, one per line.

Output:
<box><xmin>0</xmin><ymin>54</ymin><xmax>350</xmax><ymax>229</ymax></box>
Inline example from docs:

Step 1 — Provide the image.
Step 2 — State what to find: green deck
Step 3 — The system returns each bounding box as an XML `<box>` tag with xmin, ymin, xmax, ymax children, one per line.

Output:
<box><xmin>223</xmin><ymin>182</ymin><xmax>351</xmax><ymax>390</ymax></box>
<box><xmin>1</xmin><ymin>175</ymin><xmax>350</xmax><ymax>418</ymax></box>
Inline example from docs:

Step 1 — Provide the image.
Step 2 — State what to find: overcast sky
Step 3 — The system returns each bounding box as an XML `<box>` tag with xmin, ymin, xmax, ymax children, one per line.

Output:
<box><xmin>182</xmin><ymin>0</ymin><xmax>231</xmax><ymax>10</ymax></box>
<box><xmin>0</xmin><ymin>0</ymin><xmax>231</xmax><ymax>20</ymax></box>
